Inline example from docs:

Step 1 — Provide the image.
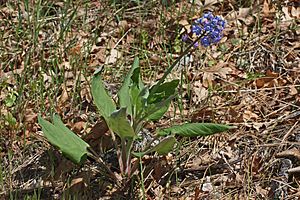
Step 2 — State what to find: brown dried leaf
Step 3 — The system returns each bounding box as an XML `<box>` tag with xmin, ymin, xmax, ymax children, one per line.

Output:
<box><xmin>239</xmin><ymin>8</ymin><xmax>251</xmax><ymax>19</ymax></box>
<box><xmin>73</xmin><ymin>121</ymin><xmax>85</xmax><ymax>134</ymax></box>
<box><xmin>204</xmin><ymin>0</ymin><xmax>223</xmax><ymax>5</ymax></box>
<box><xmin>290</xmin><ymin>86</ymin><xmax>298</xmax><ymax>95</ymax></box>
<box><xmin>192</xmin><ymin>81</ymin><xmax>209</xmax><ymax>104</ymax></box>
<box><xmin>262</xmin><ymin>0</ymin><xmax>275</xmax><ymax>17</ymax></box>
<box><xmin>202</xmin><ymin>72</ymin><xmax>214</xmax><ymax>88</ymax></box>
<box><xmin>105</xmin><ymin>48</ymin><xmax>122</xmax><ymax>64</ymax></box>
<box><xmin>69</xmin><ymin>44</ymin><xmax>82</xmax><ymax>56</ymax></box>
<box><xmin>84</xmin><ymin>119</ymin><xmax>112</xmax><ymax>153</ymax></box>
<box><xmin>282</xmin><ymin>6</ymin><xmax>294</xmax><ymax>21</ymax></box>
<box><xmin>291</xmin><ymin>6</ymin><xmax>300</xmax><ymax>18</ymax></box>
<box><xmin>58</xmin><ymin>85</ymin><xmax>69</xmax><ymax>106</ymax></box>
<box><xmin>256</xmin><ymin>185</ymin><xmax>268</xmax><ymax>198</ymax></box>
<box><xmin>243</xmin><ymin>110</ymin><xmax>259</xmax><ymax>121</ymax></box>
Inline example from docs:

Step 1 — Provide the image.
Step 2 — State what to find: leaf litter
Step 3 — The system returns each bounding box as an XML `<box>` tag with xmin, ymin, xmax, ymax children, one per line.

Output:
<box><xmin>0</xmin><ymin>0</ymin><xmax>300</xmax><ymax>199</ymax></box>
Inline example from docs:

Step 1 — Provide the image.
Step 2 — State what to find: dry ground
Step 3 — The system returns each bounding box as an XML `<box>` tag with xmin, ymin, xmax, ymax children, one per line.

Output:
<box><xmin>0</xmin><ymin>0</ymin><xmax>299</xmax><ymax>199</ymax></box>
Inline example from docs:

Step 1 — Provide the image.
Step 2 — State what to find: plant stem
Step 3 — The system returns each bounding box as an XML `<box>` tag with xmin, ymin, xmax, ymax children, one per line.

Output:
<box><xmin>151</xmin><ymin>34</ymin><xmax>203</xmax><ymax>94</ymax></box>
<box><xmin>121</xmin><ymin>138</ymin><xmax>126</xmax><ymax>175</ymax></box>
<box><xmin>125</xmin><ymin>138</ymin><xmax>134</xmax><ymax>177</ymax></box>
<box><xmin>139</xmin><ymin>156</ymin><xmax>146</xmax><ymax>200</ymax></box>
<box><xmin>109</xmin><ymin>129</ymin><xmax>124</xmax><ymax>175</ymax></box>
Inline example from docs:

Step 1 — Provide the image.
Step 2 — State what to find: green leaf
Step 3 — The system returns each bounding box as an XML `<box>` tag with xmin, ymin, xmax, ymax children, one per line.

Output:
<box><xmin>145</xmin><ymin>94</ymin><xmax>175</xmax><ymax>121</ymax></box>
<box><xmin>158</xmin><ymin>123</ymin><xmax>234</xmax><ymax>137</ymax></box>
<box><xmin>144</xmin><ymin>79</ymin><xmax>179</xmax><ymax>121</ymax></box>
<box><xmin>146</xmin><ymin>103</ymin><xmax>169</xmax><ymax>121</ymax></box>
<box><xmin>152</xmin><ymin>136</ymin><xmax>177</xmax><ymax>155</ymax></box>
<box><xmin>148</xmin><ymin>79</ymin><xmax>179</xmax><ymax>104</ymax></box>
<box><xmin>5</xmin><ymin>112</ymin><xmax>16</xmax><ymax>126</ymax></box>
<box><xmin>130</xmin><ymin>86</ymin><xmax>149</xmax><ymax>119</ymax></box>
<box><xmin>91</xmin><ymin>74</ymin><xmax>116</xmax><ymax>119</ymax></box>
<box><xmin>132</xmin><ymin>136</ymin><xmax>177</xmax><ymax>157</ymax></box>
<box><xmin>118</xmin><ymin>57</ymin><xmax>140</xmax><ymax>116</ymax></box>
<box><xmin>5</xmin><ymin>93</ymin><xmax>17</xmax><ymax>107</ymax></box>
<box><xmin>38</xmin><ymin>115</ymin><xmax>90</xmax><ymax>164</ymax></box>
<box><xmin>108</xmin><ymin>107</ymin><xmax>136</xmax><ymax>139</ymax></box>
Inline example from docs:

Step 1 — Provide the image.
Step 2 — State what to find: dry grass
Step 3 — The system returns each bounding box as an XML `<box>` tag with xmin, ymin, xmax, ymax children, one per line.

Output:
<box><xmin>0</xmin><ymin>0</ymin><xmax>299</xmax><ymax>199</ymax></box>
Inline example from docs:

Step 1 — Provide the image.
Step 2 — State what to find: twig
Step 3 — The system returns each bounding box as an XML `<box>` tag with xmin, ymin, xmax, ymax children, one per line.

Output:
<box><xmin>217</xmin><ymin>84</ymin><xmax>300</xmax><ymax>94</ymax></box>
<box><xmin>281</xmin><ymin>121</ymin><xmax>299</xmax><ymax>144</ymax></box>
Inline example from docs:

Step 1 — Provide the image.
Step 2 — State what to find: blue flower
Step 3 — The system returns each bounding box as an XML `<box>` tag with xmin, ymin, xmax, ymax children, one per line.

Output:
<box><xmin>203</xmin><ymin>25</ymin><xmax>213</xmax><ymax>32</ymax></box>
<box><xmin>191</xmin><ymin>25</ymin><xmax>202</xmax><ymax>36</ymax></box>
<box><xmin>185</xmin><ymin>12</ymin><xmax>226</xmax><ymax>47</ymax></box>
<box><xmin>203</xmin><ymin>12</ymin><xmax>214</xmax><ymax>20</ymax></box>
<box><xmin>182</xmin><ymin>34</ymin><xmax>188</xmax><ymax>42</ymax></box>
<box><xmin>194</xmin><ymin>41</ymin><xmax>199</xmax><ymax>48</ymax></box>
<box><xmin>200</xmin><ymin>36</ymin><xmax>210</xmax><ymax>47</ymax></box>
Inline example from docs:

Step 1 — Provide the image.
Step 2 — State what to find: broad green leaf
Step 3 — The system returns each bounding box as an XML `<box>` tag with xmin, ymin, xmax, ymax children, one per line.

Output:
<box><xmin>144</xmin><ymin>80</ymin><xmax>179</xmax><ymax>121</ymax></box>
<box><xmin>146</xmin><ymin>103</ymin><xmax>169</xmax><ymax>121</ymax></box>
<box><xmin>118</xmin><ymin>57</ymin><xmax>140</xmax><ymax>116</ymax></box>
<box><xmin>131</xmin><ymin>64</ymin><xmax>145</xmax><ymax>92</ymax></box>
<box><xmin>145</xmin><ymin>94</ymin><xmax>175</xmax><ymax>121</ymax></box>
<box><xmin>152</xmin><ymin>136</ymin><xmax>177</xmax><ymax>155</ymax></box>
<box><xmin>91</xmin><ymin>73</ymin><xmax>116</xmax><ymax>119</ymax></box>
<box><xmin>108</xmin><ymin>107</ymin><xmax>135</xmax><ymax>139</ymax></box>
<box><xmin>130</xmin><ymin>85</ymin><xmax>140</xmax><ymax>110</ymax></box>
<box><xmin>130</xmin><ymin>86</ymin><xmax>149</xmax><ymax>119</ymax></box>
<box><xmin>131</xmin><ymin>67</ymin><xmax>140</xmax><ymax>85</ymax></box>
<box><xmin>38</xmin><ymin>115</ymin><xmax>90</xmax><ymax>164</ymax></box>
<box><xmin>148</xmin><ymin>79</ymin><xmax>179</xmax><ymax>104</ymax></box>
<box><xmin>132</xmin><ymin>136</ymin><xmax>177</xmax><ymax>157</ymax></box>
<box><xmin>158</xmin><ymin>123</ymin><xmax>234</xmax><ymax>137</ymax></box>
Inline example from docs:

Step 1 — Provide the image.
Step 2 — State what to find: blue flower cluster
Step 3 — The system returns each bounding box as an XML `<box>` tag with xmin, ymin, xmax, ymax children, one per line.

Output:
<box><xmin>183</xmin><ymin>12</ymin><xmax>226</xmax><ymax>47</ymax></box>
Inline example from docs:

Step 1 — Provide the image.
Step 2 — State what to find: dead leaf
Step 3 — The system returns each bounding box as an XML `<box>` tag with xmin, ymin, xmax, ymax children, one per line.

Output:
<box><xmin>255</xmin><ymin>78</ymin><xmax>265</xmax><ymax>88</ymax></box>
<box><xmin>243</xmin><ymin>110</ymin><xmax>259</xmax><ymax>121</ymax></box>
<box><xmin>69</xmin><ymin>177</ymin><xmax>86</xmax><ymax>192</ymax></box>
<box><xmin>191</xmin><ymin>106</ymin><xmax>213</xmax><ymax>122</ymax></box>
<box><xmin>73</xmin><ymin>121</ymin><xmax>85</xmax><ymax>134</ymax></box>
<box><xmin>118</xmin><ymin>20</ymin><xmax>129</xmax><ymax>31</ymax></box>
<box><xmin>202</xmin><ymin>177</ymin><xmax>213</xmax><ymax>192</ymax></box>
<box><xmin>282</xmin><ymin>6</ymin><xmax>294</xmax><ymax>21</ymax></box>
<box><xmin>194</xmin><ymin>186</ymin><xmax>200</xmax><ymax>200</ymax></box>
<box><xmin>253</xmin><ymin>123</ymin><xmax>265</xmax><ymax>131</ymax></box>
<box><xmin>266</xmin><ymin>69</ymin><xmax>279</xmax><ymax>78</ymax></box>
<box><xmin>256</xmin><ymin>185</ymin><xmax>268</xmax><ymax>198</ymax></box>
<box><xmin>291</xmin><ymin>6</ymin><xmax>300</xmax><ymax>18</ymax></box>
<box><xmin>201</xmin><ymin>63</ymin><xmax>232</xmax><ymax>88</ymax></box>
<box><xmin>69</xmin><ymin>44</ymin><xmax>82</xmax><ymax>56</ymax></box>
<box><xmin>105</xmin><ymin>48</ymin><xmax>122</xmax><ymax>64</ymax></box>
<box><xmin>251</xmin><ymin>153</ymin><xmax>262</xmax><ymax>174</ymax></box>
<box><xmin>58</xmin><ymin>85</ymin><xmax>69</xmax><ymax>106</ymax></box>
<box><xmin>262</xmin><ymin>0</ymin><xmax>275</xmax><ymax>17</ymax></box>
<box><xmin>202</xmin><ymin>72</ymin><xmax>214</xmax><ymax>88</ymax></box>
<box><xmin>239</xmin><ymin>8</ymin><xmax>251</xmax><ymax>19</ymax></box>
<box><xmin>83</xmin><ymin>119</ymin><xmax>112</xmax><ymax>153</ymax></box>
<box><xmin>80</xmin><ymin>86</ymin><xmax>92</xmax><ymax>103</ymax></box>
<box><xmin>204</xmin><ymin>0</ymin><xmax>223</xmax><ymax>5</ymax></box>
<box><xmin>290</xmin><ymin>86</ymin><xmax>298</xmax><ymax>95</ymax></box>
<box><xmin>192</xmin><ymin>81</ymin><xmax>209</xmax><ymax>104</ymax></box>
